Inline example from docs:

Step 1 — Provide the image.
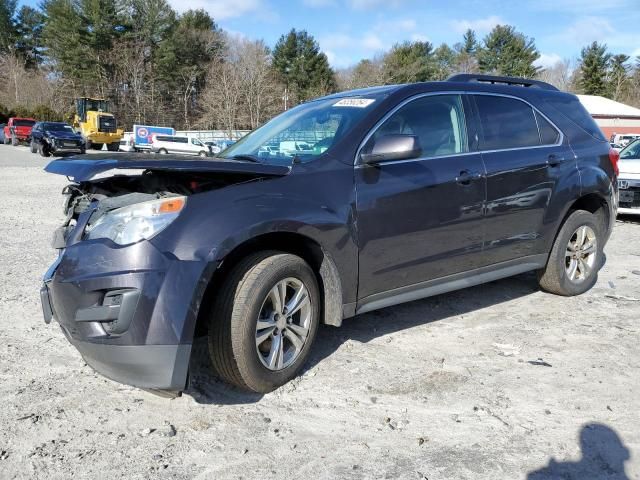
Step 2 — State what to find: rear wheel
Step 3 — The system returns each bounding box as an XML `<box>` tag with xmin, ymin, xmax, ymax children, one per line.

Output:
<box><xmin>538</xmin><ymin>210</ymin><xmax>602</xmax><ymax>296</ymax></box>
<box><xmin>208</xmin><ymin>252</ymin><xmax>320</xmax><ymax>393</ymax></box>
<box><xmin>92</xmin><ymin>142</ymin><xmax>104</xmax><ymax>150</ymax></box>
<box><xmin>158</xmin><ymin>148</ymin><xmax>168</xmax><ymax>155</ymax></box>
<box><xmin>107</xmin><ymin>142</ymin><xmax>119</xmax><ymax>152</ymax></box>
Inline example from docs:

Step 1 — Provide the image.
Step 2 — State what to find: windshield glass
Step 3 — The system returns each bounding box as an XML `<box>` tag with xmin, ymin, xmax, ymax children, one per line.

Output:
<box><xmin>44</xmin><ymin>123</ymin><xmax>75</xmax><ymax>133</ymax></box>
<box><xmin>219</xmin><ymin>96</ymin><xmax>379</xmax><ymax>164</ymax></box>
<box><xmin>620</xmin><ymin>139</ymin><xmax>640</xmax><ymax>160</ymax></box>
<box><xmin>14</xmin><ymin>119</ymin><xmax>35</xmax><ymax>127</ymax></box>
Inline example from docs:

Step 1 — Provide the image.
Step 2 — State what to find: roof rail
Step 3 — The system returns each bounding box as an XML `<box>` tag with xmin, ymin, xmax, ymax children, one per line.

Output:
<box><xmin>447</xmin><ymin>74</ymin><xmax>559</xmax><ymax>91</ymax></box>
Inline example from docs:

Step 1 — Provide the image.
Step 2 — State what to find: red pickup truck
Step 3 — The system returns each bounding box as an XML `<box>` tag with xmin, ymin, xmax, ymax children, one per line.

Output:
<box><xmin>3</xmin><ymin>117</ymin><xmax>36</xmax><ymax>145</ymax></box>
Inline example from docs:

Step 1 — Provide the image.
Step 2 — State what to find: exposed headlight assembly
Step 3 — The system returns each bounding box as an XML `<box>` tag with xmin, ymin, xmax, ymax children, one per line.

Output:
<box><xmin>84</xmin><ymin>196</ymin><xmax>186</xmax><ymax>245</ymax></box>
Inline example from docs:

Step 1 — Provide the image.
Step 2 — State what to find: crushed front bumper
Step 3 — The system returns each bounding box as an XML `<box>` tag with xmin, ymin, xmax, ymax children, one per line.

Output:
<box><xmin>40</xmin><ymin>238</ymin><xmax>209</xmax><ymax>391</ymax></box>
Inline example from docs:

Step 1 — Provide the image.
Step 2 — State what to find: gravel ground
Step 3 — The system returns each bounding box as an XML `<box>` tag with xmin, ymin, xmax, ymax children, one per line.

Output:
<box><xmin>0</xmin><ymin>145</ymin><xmax>638</xmax><ymax>480</ymax></box>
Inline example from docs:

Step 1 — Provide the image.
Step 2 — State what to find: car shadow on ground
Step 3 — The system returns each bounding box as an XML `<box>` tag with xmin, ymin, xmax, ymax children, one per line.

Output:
<box><xmin>617</xmin><ymin>214</ymin><xmax>640</xmax><ymax>226</ymax></box>
<box><xmin>527</xmin><ymin>423</ymin><xmax>631</xmax><ymax>480</ymax></box>
<box><xmin>186</xmin><ymin>271</ymin><xmax>540</xmax><ymax>405</ymax></box>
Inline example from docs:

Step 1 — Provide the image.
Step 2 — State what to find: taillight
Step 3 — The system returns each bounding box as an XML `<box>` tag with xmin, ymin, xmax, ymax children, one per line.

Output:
<box><xmin>609</xmin><ymin>148</ymin><xmax>620</xmax><ymax>176</ymax></box>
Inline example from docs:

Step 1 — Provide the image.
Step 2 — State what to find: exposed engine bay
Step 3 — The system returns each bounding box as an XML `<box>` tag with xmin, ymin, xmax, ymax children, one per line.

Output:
<box><xmin>55</xmin><ymin>169</ymin><xmax>272</xmax><ymax>248</ymax></box>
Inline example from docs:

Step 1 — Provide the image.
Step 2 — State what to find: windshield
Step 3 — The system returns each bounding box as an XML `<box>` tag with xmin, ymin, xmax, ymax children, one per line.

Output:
<box><xmin>219</xmin><ymin>96</ymin><xmax>379</xmax><ymax>164</ymax></box>
<box><xmin>620</xmin><ymin>139</ymin><xmax>640</xmax><ymax>160</ymax></box>
<box><xmin>14</xmin><ymin>119</ymin><xmax>35</xmax><ymax>127</ymax></box>
<box><xmin>45</xmin><ymin>123</ymin><xmax>75</xmax><ymax>133</ymax></box>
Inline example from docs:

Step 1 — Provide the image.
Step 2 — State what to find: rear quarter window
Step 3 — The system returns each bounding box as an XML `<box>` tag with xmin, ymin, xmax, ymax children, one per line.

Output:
<box><xmin>545</xmin><ymin>95</ymin><xmax>606</xmax><ymax>142</ymax></box>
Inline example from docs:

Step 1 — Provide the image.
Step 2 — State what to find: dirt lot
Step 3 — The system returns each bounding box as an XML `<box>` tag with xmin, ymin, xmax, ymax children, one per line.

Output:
<box><xmin>0</xmin><ymin>145</ymin><xmax>638</xmax><ymax>479</ymax></box>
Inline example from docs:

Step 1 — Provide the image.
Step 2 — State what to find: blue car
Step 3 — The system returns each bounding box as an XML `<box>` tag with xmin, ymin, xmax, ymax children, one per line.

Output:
<box><xmin>31</xmin><ymin>122</ymin><xmax>86</xmax><ymax>157</ymax></box>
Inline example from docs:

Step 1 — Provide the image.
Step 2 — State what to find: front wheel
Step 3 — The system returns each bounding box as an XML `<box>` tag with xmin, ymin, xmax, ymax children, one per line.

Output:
<box><xmin>107</xmin><ymin>142</ymin><xmax>119</xmax><ymax>152</ymax></box>
<box><xmin>199</xmin><ymin>150</ymin><xmax>207</xmax><ymax>157</ymax></box>
<box><xmin>538</xmin><ymin>210</ymin><xmax>602</xmax><ymax>296</ymax></box>
<box><xmin>92</xmin><ymin>142</ymin><xmax>104</xmax><ymax>150</ymax></box>
<box><xmin>208</xmin><ymin>252</ymin><xmax>320</xmax><ymax>393</ymax></box>
<box><xmin>38</xmin><ymin>143</ymin><xmax>51</xmax><ymax>157</ymax></box>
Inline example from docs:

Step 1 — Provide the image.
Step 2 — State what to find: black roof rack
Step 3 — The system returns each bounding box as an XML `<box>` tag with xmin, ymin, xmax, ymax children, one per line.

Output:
<box><xmin>447</xmin><ymin>74</ymin><xmax>559</xmax><ymax>91</ymax></box>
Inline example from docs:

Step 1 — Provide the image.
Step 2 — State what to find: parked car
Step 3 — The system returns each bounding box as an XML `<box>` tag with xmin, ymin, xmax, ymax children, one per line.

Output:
<box><xmin>41</xmin><ymin>74</ymin><xmax>617</xmax><ymax>395</ymax></box>
<box><xmin>151</xmin><ymin>135</ymin><xmax>210</xmax><ymax>156</ymax></box>
<box><xmin>3</xmin><ymin>117</ymin><xmax>36</xmax><ymax>145</ymax></box>
<box><xmin>30</xmin><ymin>122</ymin><xmax>85</xmax><ymax>157</ymax></box>
<box><xmin>610</xmin><ymin>133</ymin><xmax>640</xmax><ymax>148</ymax></box>
<box><xmin>617</xmin><ymin>139</ymin><xmax>640</xmax><ymax>215</ymax></box>
<box><xmin>205</xmin><ymin>141</ymin><xmax>221</xmax><ymax>154</ymax></box>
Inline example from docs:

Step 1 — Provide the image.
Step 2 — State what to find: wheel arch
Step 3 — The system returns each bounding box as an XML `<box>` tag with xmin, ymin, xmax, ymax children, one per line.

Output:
<box><xmin>192</xmin><ymin>231</ymin><xmax>344</xmax><ymax>340</ymax></box>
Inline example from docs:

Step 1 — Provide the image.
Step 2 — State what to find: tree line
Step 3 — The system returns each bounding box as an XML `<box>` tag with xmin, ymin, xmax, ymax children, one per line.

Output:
<box><xmin>1</xmin><ymin>0</ymin><xmax>639</xmax><ymax>133</ymax></box>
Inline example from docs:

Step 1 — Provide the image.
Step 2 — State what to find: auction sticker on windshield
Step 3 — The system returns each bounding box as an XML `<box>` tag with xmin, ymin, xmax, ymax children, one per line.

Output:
<box><xmin>333</xmin><ymin>98</ymin><xmax>375</xmax><ymax>108</ymax></box>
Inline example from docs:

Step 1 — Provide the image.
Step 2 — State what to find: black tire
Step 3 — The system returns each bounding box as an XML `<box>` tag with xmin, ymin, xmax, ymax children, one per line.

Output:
<box><xmin>538</xmin><ymin>210</ymin><xmax>602</xmax><ymax>296</ymax></box>
<box><xmin>38</xmin><ymin>143</ymin><xmax>51</xmax><ymax>157</ymax></box>
<box><xmin>208</xmin><ymin>251</ymin><xmax>320</xmax><ymax>393</ymax></box>
<box><xmin>158</xmin><ymin>148</ymin><xmax>168</xmax><ymax>155</ymax></box>
<box><xmin>29</xmin><ymin>140</ymin><xmax>37</xmax><ymax>153</ymax></box>
<box><xmin>92</xmin><ymin>142</ymin><xmax>104</xmax><ymax>150</ymax></box>
<box><xmin>107</xmin><ymin>142</ymin><xmax>119</xmax><ymax>152</ymax></box>
<box><xmin>80</xmin><ymin>147</ymin><xmax>86</xmax><ymax>155</ymax></box>
<box><xmin>199</xmin><ymin>150</ymin><xmax>207</xmax><ymax>157</ymax></box>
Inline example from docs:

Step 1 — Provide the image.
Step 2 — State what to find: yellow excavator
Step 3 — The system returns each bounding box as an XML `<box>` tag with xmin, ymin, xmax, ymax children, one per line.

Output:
<box><xmin>73</xmin><ymin>98</ymin><xmax>123</xmax><ymax>151</ymax></box>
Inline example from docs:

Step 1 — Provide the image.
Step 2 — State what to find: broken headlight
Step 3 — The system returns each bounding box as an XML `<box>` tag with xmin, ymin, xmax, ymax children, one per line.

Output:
<box><xmin>84</xmin><ymin>196</ymin><xmax>186</xmax><ymax>245</ymax></box>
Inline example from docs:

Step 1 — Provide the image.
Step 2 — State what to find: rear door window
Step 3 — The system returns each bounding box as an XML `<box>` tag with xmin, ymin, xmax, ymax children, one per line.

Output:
<box><xmin>474</xmin><ymin>95</ymin><xmax>540</xmax><ymax>150</ymax></box>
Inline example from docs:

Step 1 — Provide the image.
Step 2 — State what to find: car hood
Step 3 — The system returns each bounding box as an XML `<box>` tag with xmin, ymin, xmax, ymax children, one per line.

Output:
<box><xmin>46</xmin><ymin>130</ymin><xmax>83</xmax><ymax>141</ymax></box>
<box><xmin>44</xmin><ymin>154</ymin><xmax>291</xmax><ymax>182</ymax></box>
<box><xmin>619</xmin><ymin>159</ymin><xmax>640</xmax><ymax>176</ymax></box>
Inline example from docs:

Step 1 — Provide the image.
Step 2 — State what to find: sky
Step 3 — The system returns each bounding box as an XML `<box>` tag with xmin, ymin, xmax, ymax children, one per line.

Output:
<box><xmin>20</xmin><ymin>0</ymin><xmax>640</xmax><ymax>70</ymax></box>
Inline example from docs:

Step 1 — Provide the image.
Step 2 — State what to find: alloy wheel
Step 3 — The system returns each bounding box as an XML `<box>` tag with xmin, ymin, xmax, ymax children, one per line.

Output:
<box><xmin>255</xmin><ymin>277</ymin><xmax>312</xmax><ymax>371</ymax></box>
<box><xmin>565</xmin><ymin>225</ymin><xmax>597</xmax><ymax>283</ymax></box>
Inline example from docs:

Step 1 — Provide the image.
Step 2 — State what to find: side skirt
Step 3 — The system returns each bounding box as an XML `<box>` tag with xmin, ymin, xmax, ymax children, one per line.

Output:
<box><xmin>355</xmin><ymin>254</ymin><xmax>548</xmax><ymax>316</ymax></box>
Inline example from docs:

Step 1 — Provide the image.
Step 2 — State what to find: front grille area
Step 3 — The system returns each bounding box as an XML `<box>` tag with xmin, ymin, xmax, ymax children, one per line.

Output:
<box><xmin>619</xmin><ymin>186</ymin><xmax>640</xmax><ymax>208</ymax></box>
<box><xmin>98</xmin><ymin>115</ymin><xmax>117</xmax><ymax>133</ymax></box>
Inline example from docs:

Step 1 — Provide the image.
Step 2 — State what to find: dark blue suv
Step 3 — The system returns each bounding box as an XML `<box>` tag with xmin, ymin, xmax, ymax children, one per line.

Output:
<box><xmin>31</xmin><ymin>121</ymin><xmax>86</xmax><ymax>156</ymax></box>
<box><xmin>40</xmin><ymin>75</ymin><xmax>618</xmax><ymax>395</ymax></box>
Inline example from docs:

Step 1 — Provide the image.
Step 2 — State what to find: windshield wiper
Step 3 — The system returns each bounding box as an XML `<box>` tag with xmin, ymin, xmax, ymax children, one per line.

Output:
<box><xmin>223</xmin><ymin>154</ymin><xmax>261</xmax><ymax>163</ymax></box>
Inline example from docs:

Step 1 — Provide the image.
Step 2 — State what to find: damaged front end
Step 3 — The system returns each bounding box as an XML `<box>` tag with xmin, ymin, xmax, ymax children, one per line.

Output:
<box><xmin>40</xmin><ymin>155</ymin><xmax>290</xmax><ymax>392</ymax></box>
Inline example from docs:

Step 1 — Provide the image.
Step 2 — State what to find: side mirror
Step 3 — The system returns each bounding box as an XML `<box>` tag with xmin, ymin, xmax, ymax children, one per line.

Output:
<box><xmin>360</xmin><ymin>134</ymin><xmax>422</xmax><ymax>164</ymax></box>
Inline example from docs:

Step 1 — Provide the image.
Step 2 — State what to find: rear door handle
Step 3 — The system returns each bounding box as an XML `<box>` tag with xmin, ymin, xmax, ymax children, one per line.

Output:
<box><xmin>546</xmin><ymin>154</ymin><xmax>564</xmax><ymax>167</ymax></box>
<box><xmin>456</xmin><ymin>170</ymin><xmax>482</xmax><ymax>186</ymax></box>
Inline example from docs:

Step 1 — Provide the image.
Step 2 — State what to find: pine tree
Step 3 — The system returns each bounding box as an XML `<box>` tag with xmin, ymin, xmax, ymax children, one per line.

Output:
<box><xmin>15</xmin><ymin>6</ymin><xmax>45</xmax><ymax>67</ymax></box>
<box><xmin>478</xmin><ymin>25</ymin><xmax>540</xmax><ymax>78</ymax></box>
<box><xmin>578</xmin><ymin>42</ymin><xmax>610</xmax><ymax>96</ymax></box>
<box><xmin>382</xmin><ymin>40</ymin><xmax>436</xmax><ymax>84</ymax></box>
<box><xmin>462</xmin><ymin>29</ymin><xmax>477</xmax><ymax>55</ymax></box>
<box><xmin>0</xmin><ymin>0</ymin><xmax>17</xmax><ymax>52</ymax></box>
<box><xmin>272</xmin><ymin>29</ymin><xmax>336</xmax><ymax>103</ymax></box>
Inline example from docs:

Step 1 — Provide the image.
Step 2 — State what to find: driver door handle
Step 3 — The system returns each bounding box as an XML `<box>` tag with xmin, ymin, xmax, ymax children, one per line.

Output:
<box><xmin>456</xmin><ymin>169</ymin><xmax>482</xmax><ymax>186</ymax></box>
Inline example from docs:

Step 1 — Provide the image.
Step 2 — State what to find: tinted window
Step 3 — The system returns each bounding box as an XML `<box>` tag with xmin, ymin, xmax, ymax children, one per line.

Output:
<box><xmin>177</xmin><ymin>137</ymin><xmax>188</xmax><ymax>143</ymax></box>
<box><xmin>535</xmin><ymin>111</ymin><xmax>560</xmax><ymax>145</ymax></box>
<box><xmin>620</xmin><ymin>140</ymin><xmax>640</xmax><ymax>160</ymax></box>
<box><xmin>14</xmin><ymin>119</ymin><xmax>35</xmax><ymax>127</ymax></box>
<box><xmin>545</xmin><ymin>96</ymin><xmax>606</xmax><ymax>141</ymax></box>
<box><xmin>156</xmin><ymin>136</ymin><xmax>170</xmax><ymax>142</ymax></box>
<box><xmin>366</xmin><ymin>94</ymin><xmax>468</xmax><ymax>158</ymax></box>
<box><xmin>475</xmin><ymin>95</ymin><xmax>540</xmax><ymax>150</ymax></box>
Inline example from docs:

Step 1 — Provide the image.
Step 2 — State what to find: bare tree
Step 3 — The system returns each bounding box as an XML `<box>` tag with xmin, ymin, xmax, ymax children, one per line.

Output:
<box><xmin>537</xmin><ymin>59</ymin><xmax>575</xmax><ymax>92</ymax></box>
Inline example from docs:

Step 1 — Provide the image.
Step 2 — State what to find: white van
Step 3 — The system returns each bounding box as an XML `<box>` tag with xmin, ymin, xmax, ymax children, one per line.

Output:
<box><xmin>119</xmin><ymin>133</ymin><xmax>136</xmax><ymax>152</ymax></box>
<box><xmin>151</xmin><ymin>135</ymin><xmax>210</xmax><ymax>157</ymax></box>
